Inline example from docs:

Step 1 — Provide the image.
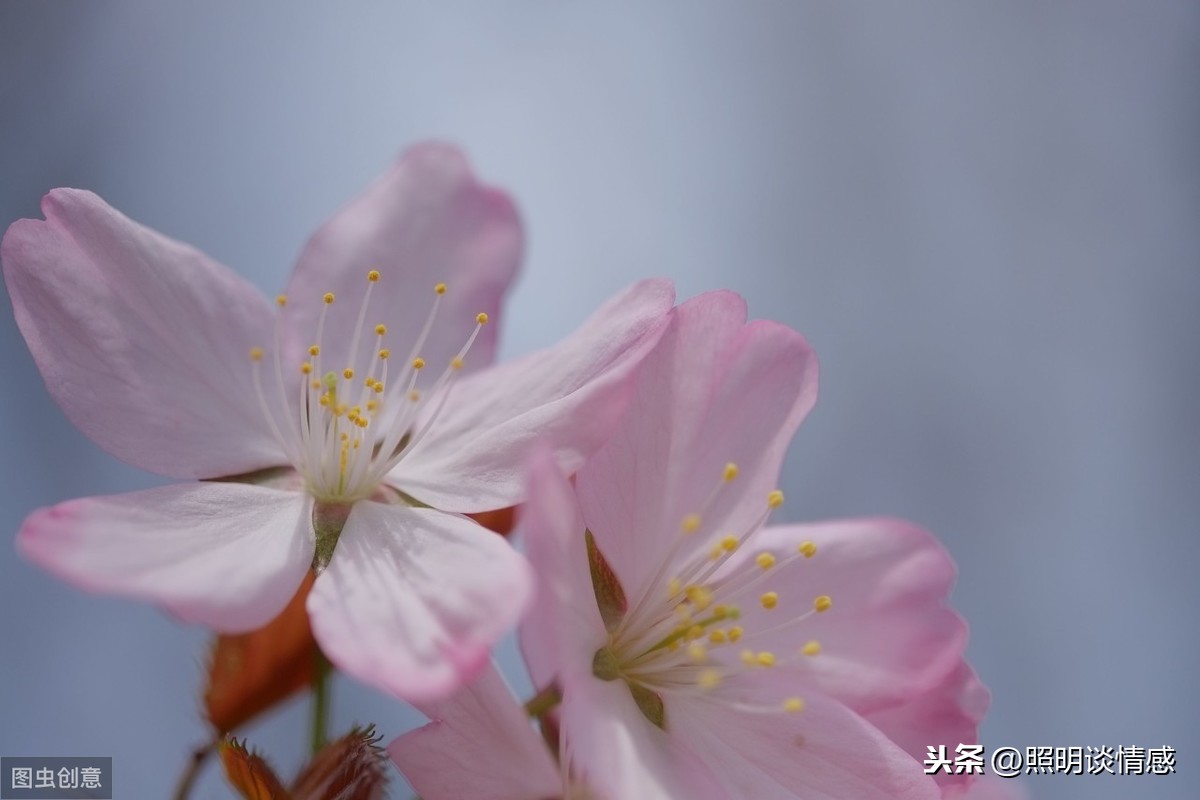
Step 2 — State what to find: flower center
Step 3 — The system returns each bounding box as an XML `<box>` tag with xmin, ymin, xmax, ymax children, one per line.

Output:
<box><xmin>249</xmin><ymin>271</ymin><xmax>487</xmax><ymax>503</ymax></box>
<box><xmin>594</xmin><ymin>464</ymin><xmax>832</xmax><ymax>723</ymax></box>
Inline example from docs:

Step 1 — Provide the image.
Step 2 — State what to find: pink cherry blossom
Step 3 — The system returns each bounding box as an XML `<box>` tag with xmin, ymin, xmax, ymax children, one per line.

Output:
<box><xmin>2</xmin><ymin>142</ymin><xmax>674</xmax><ymax>702</ymax></box>
<box><xmin>509</xmin><ymin>291</ymin><xmax>983</xmax><ymax>798</ymax></box>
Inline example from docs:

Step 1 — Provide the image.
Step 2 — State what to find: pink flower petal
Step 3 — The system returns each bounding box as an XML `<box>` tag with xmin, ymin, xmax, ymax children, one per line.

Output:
<box><xmin>282</xmin><ymin>143</ymin><xmax>520</xmax><ymax>380</ymax></box>
<box><xmin>742</xmin><ymin>518</ymin><xmax>968</xmax><ymax>713</ymax></box>
<box><xmin>1</xmin><ymin>190</ymin><xmax>284</xmax><ymax>478</ymax></box>
<box><xmin>387</xmin><ymin>663</ymin><xmax>561</xmax><ymax>800</ymax></box>
<box><xmin>392</xmin><ymin>278</ymin><xmax>675</xmax><ymax>512</ymax></box>
<box><xmin>672</xmin><ymin>688</ymin><xmax>941</xmax><ymax>800</ymax></box>
<box><xmin>517</xmin><ymin>444</ymin><xmax>605</xmax><ymax>691</ymax></box>
<box><xmin>867</xmin><ymin>662</ymin><xmax>990</xmax><ymax>788</ymax></box>
<box><xmin>17</xmin><ymin>482</ymin><xmax>313</xmax><ymax>632</ymax></box>
<box><xmin>307</xmin><ymin>501</ymin><xmax>532</xmax><ymax>702</ymax></box>
<box><xmin>559</xmin><ymin>671</ymin><xmax>716</xmax><ymax>800</ymax></box>
<box><xmin>578</xmin><ymin>290</ymin><xmax>818</xmax><ymax>597</ymax></box>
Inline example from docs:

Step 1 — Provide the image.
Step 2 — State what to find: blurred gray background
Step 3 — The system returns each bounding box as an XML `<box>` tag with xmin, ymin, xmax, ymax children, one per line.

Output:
<box><xmin>1</xmin><ymin>2</ymin><xmax>1196</xmax><ymax>798</ymax></box>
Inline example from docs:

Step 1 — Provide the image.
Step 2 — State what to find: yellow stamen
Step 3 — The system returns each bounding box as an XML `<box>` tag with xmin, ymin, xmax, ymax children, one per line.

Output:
<box><xmin>723</xmin><ymin>462</ymin><xmax>739</xmax><ymax>481</ymax></box>
<box><xmin>799</xmin><ymin>541</ymin><xmax>817</xmax><ymax>558</ymax></box>
<box><xmin>698</xmin><ymin>669</ymin><xmax>722</xmax><ymax>690</ymax></box>
<box><xmin>450</xmin><ymin>356</ymin><xmax>464</xmax><ymax>370</ymax></box>
<box><xmin>343</xmin><ymin>368</ymin><xmax>354</xmax><ymax>380</ymax></box>
<box><xmin>275</xmin><ymin>294</ymin><xmax>288</xmax><ymax>307</ymax></box>
<box><xmin>300</xmin><ymin>363</ymin><xmax>312</xmax><ymax>375</ymax></box>
<box><xmin>768</xmin><ymin>489</ymin><xmax>784</xmax><ymax>508</ymax></box>
<box><xmin>687</xmin><ymin>643</ymin><xmax>707</xmax><ymax>663</ymax></box>
<box><xmin>323</xmin><ymin>292</ymin><xmax>335</xmax><ymax>304</ymax></box>
<box><xmin>720</xmin><ymin>535</ymin><xmax>738</xmax><ymax>552</ymax></box>
<box><xmin>756</xmin><ymin>651</ymin><xmax>776</xmax><ymax>667</ymax></box>
<box><xmin>378</xmin><ymin>348</ymin><xmax>390</xmax><ymax>359</ymax></box>
<box><xmin>435</xmin><ymin>282</ymin><xmax>447</xmax><ymax>295</ymax></box>
<box><xmin>802</xmin><ymin>640</ymin><xmax>822</xmax><ymax>656</ymax></box>
<box><xmin>728</xmin><ymin>626</ymin><xmax>743</xmax><ymax>642</ymax></box>
<box><xmin>682</xmin><ymin>514</ymin><xmax>701</xmax><ymax>534</ymax></box>
<box><xmin>412</xmin><ymin>357</ymin><xmax>425</xmax><ymax>370</ymax></box>
<box><xmin>814</xmin><ymin>595</ymin><xmax>833</xmax><ymax>613</ymax></box>
<box><xmin>476</xmin><ymin>312</ymin><xmax>489</xmax><ymax>325</ymax></box>
<box><xmin>756</xmin><ymin>552</ymin><xmax>777</xmax><ymax>570</ymax></box>
<box><xmin>760</xmin><ymin>591</ymin><xmax>779</xmax><ymax>610</ymax></box>
<box><xmin>249</xmin><ymin>346</ymin><xmax>264</xmax><ymax>362</ymax></box>
<box><xmin>708</xmin><ymin>629</ymin><xmax>728</xmax><ymax>644</ymax></box>
<box><xmin>309</xmin><ymin>345</ymin><xmax>321</xmax><ymax>356</ymax></box>
<box><xmin>783</xmin><ymin>697</ymin><xmax>806</xmax><ymax>713</ymax></box>
<box><xmin>374</xmin><ymin>323</ymin><xmax>387</xmax><ymax>335</ymax></box>
<box><xmin>367</xmin><ymin>270</ymin><xmax>380</xmax><ymax>282</ymax></box>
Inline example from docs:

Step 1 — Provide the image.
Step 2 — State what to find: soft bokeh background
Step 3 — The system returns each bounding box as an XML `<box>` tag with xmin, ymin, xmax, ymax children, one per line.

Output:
<box><xmin>1</xmin><ymin>3</ymin><xmax>1196</xmax><ymax>798</ymax></box>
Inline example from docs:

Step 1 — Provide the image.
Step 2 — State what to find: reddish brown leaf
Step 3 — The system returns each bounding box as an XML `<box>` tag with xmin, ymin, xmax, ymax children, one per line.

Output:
<box><xmin>469</xmin><ymin>505</ymin><xmax>516</xmax><ymax>536</ymax></box>
<box><xmin>219</xmin><ymin>738</ymin><xmax>291</xmax><ymax>800</ymax></box>
<box><xmin>292</xmin><ymin>726</ymin><xmax>388</xmax><ymax>800</ymax></box>
<box><xmin>205</xmin><ymin>571</ymin><xmax>320</xmax><ymax>734</ymax></box>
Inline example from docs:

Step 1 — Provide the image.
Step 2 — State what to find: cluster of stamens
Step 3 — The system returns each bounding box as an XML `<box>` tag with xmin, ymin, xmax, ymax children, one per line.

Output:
<box><xmin>600</xmin><ymin>463</ymin><xmax>833</xmax><ymax>718</ymax></box>
<box><xmin>249</xmin><ymin>271</ymin><xmax>487</xmax><ymax>503</ymax></box>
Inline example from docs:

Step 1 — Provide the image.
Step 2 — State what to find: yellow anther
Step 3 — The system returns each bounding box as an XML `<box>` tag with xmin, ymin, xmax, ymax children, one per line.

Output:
<box><xmin>728</xmin><ymin>626</ymin><xmax>744</xmax><ymax>642</ymax></box>
<box><xmin>667</xmin><ymin>577</ymin><xmax>682</xmax><ymax>598</ymax></box>
<box><xmin>309</xmin><ymin>345</ymin><xmax>321</xmax><ymax>356</ymax></box>
<box><xmin>318</xmin><ymin>395</ymin><xmax>331</xmax><ymax>407</ymax></box>
<box><xmin>709</xmin><ymin>544</ymin><xmax>724</xmax><ymax>561</ymax></box>
<box><xmin>374</xmin><ymin>323</ymin><xmax>387</xmax><ymax>335</ymax></box>
<box><xmin>412</xmin><ymin>357</ymin><xmax>426</xmax><ymax>370</ymax></box>
<box><xmin>712</xmin><ymin>604</ymin><xmax>730</xmax><ymax>620</ymax></box>
<box><xmin>334</xmin><ymin>403</ymin><xmax>347</xmax><ymax>416</ymax></box>
<box><xmin>723</xmin><ymin>462</ymin><xmax>739</xmax><ymax>481</ymax></box>
<box><xmin>720</xmin><ymin>535</ymin><xmax>738</xmax><ymax>552</ymax></box>
<box><xmin>356</xmin><ymin>417</ymin><xmax>368</xmax><ymax>428</ymax></box>
<box><xmin>802</xmin><ymin>640</ymin><xmax>822</xmax><ymax>656</ymax></box>
<box><xmin>249</xmin><ymin>346</ymin><xmax>264</xmax><ymax>362</ymax></box>
<box><xmin>343</xmin><ymin>368</ymin><xmax>355</xmax><ymax>380</ymax></box>
<box><xmin>378</xmin><ymin>348</ymin><xmax>391</xmax><ymax>359</ymax></box>
<box><xmin>323</xmin><ymin>292</ymin><xmax>335</xmax><ymax>304</ymax></box>
<box><xmin>740</xmin><ymin>649</ymin><xmax>757</xmax><ymax>666</ymax></box>
<box><xmin>768</xmin><ymin>489</ymin><xmax>785</xmax><ymax>508</ymax></box>
<box><xmin>367</xmin><ymin>269</ymin><xmax>380</xmax><ymax>282</ymax></box>
<box><xmin>685</xmin><ymin>585</ymin><xmax>712</xmax><ymax>611</ymax></box>
<box><xmin>364</xmin><ymin>377</ymin><xmax>376</xmax><ymax>388</ymax></box>
<box><xmin>682</xmin><ymin>514</ymin><xmax>702</xmax><ymax>534</ymax></box>
<box><xmin>756</xmin><ymin>552</ymin><xmax>777</xmax><ymax>570</ymax></box>
<box><xmin>374</xmin><ymin>382</ymin><xmax>385</xmax><ymax>394</ymax></box>
<box><xmin>409</xmin><ymin>390</ymin><xmax>421</xmax><ymax>402</ymax></box>
<box><xmin>685</xmin><ymin>625</ymin><xmax>705</xmax><ymax>641</ymax></box>
<box><xmin>709</xmin><ymin>629</ymin><xmax>728</xmax><ymax>644</ymax></box>
<box><xmin>476</xmin><ymin>312</ymin><xmax>489</xmax><ymax>325</ymax></box>
<box><xmin>300</xmin><ymin>363</ymin><xmax>313</xmax><ymax>375</ymax></box>
<box><xmin>275</xmin><ymin>294</ymin><xmax>288</xmax><ymax>307</ymax></box>
<box><xmin>366</xmin><ymin>400</ymin><xmax>378</xmax><ymax>411</ymax></box>
<box><xmin>799</xmin><ymin>541</ymin><xmax>817</xmax><ymax>558</ymax></box>
<box><xmin>697</xmin><ymin>669</ymin><xmax>722</xmax><ymax>690</ymax></box>
<box><xmin>434</xmin><ymin>282</ymin><xmax>447</xmax><ymax>295</ymax></box>
<box><xmin>687</xmin><ymin>643</ymin><xmax>707</xmax><ymax>663</ymax></box>
<box><xmin>756</xmin><ymin>651</ymin><xmax>777</xmax><ymax>667</ymax></box>
<box><xmin>783</xmin><ymin>697</ymin><xmax>806</xmax><ymax>713</ymax></box>
<box><xmin>667</xmin><ymin>640</ymin><xmax>681</xmax><ymax>652</ymax></box>
<box><xmin>451</xmin><ymin>356</ymin><xmax>464</xmax><ymax>370</ymax></box>
<box><xmin>760</xmin><ymin>591</ymin><xmax>779</xmax><ymax>610</ymax></box>
<box><xmin>814</xmin><ymin>595</ymin><xmax>833</xmax><ymax>613</ymax></box>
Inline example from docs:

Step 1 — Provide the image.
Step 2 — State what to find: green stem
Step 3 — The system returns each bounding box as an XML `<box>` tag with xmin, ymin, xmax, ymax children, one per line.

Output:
<box><xmin>310</xmin><ymin>649</ymin><xmax>332</xmax><ymax>755</ymax></box>
<box><xmin>171</xmin><ymin>741</ymin><xmax>214</xmax><ymax>800</ymax></box>
<box><xmin>524</xmin><ymin>683</ymin><xmax>562</xmax><ymax>719</ymax></box>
